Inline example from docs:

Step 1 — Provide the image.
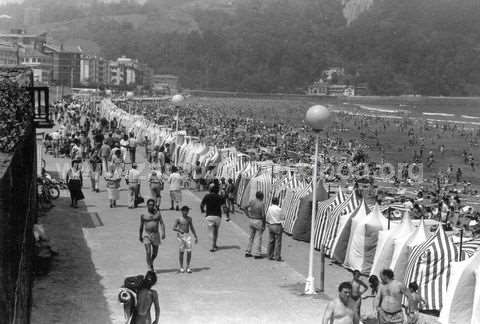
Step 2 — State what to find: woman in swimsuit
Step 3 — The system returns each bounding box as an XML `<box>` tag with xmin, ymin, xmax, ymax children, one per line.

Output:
<box><xmin>132</xmin><ymin>271</ymin><xmax>160</xmax><ymax>324</ymax></box>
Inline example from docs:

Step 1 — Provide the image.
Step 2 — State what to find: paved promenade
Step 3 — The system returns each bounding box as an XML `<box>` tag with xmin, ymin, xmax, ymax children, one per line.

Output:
<box><xmin>31</xmin><ymin>145</ymin><xmax>340</xmax><ymax>324</ymax></box>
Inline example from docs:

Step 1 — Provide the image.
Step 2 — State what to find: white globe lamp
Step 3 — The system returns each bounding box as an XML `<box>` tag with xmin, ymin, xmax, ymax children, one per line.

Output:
<box><xmin>171</xmin><ymin>94</ymin><xmax>184</xmax><ymax>107</ymax></box>
<box><xmin>305</xmin><ymin>105</ymin><xmax>331</xmax><ymax>132</ymax></box>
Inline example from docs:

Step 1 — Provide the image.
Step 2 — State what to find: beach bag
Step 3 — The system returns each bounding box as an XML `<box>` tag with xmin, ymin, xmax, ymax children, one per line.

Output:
<box><xmin>123</xmin><ymin>275</ymin><xmax>144</xmax><ymax>293</ymax></box>
<box><xmin>136</xmin><ymin>195</ymin><xmax>145</xmax><ymax>205</ymax></box>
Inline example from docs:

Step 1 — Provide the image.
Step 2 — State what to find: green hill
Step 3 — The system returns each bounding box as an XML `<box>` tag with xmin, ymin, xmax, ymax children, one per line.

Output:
<box><xmin>1</xmin><ymin>0</ymin><xmax>479</xmax><ymax>96</ymax></box>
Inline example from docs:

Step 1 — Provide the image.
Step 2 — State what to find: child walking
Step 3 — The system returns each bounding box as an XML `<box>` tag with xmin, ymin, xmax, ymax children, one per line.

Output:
<box><xmin>406</xmin><ymin>282</ymin><xmax>425</xmax><ymax>324</ymax></box>
<box><xmin>173</xmin><ymin>206</ymin><xmax>198</xmax><ymax>273</ymax></box>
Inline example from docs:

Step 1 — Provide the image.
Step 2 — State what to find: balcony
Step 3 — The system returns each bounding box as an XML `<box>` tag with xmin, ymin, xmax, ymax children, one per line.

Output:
<box><xmin>30</xmin><ymin>86</ymin><xmax>54</xmax><ymax>128</ymax></box>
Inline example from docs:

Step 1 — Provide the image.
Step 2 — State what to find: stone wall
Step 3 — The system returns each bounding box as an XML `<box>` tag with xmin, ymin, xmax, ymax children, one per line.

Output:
<box><xmin>0</xmin><ymin>67</ymin><xmax>36</xmax><ymax>324</ymax></box>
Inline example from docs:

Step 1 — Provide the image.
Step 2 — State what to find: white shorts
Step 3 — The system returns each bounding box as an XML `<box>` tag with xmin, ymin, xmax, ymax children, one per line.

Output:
<box><xmin>177</xmin><ymin>234</ymin><xmax>192</xmax><ymax>252</ymax></box>
<box><xmin>206</xmin><ymin>215</ymin><xmax>221</xmax><ymax>227</ymax></box>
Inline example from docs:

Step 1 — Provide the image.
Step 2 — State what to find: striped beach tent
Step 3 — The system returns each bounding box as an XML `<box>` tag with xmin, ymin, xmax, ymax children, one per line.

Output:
<box><xmin>312</xmin><ymin>187</ymin><xmax>346</xmax><ymax>251</ymax></box>
<box><xmin>292</xmin><ymin>180</ymin><xmax>329</xmax><ymax>242</ymax></box>
<box><xmin>236</xmin><ymin>162</ymin><xmax>256</xmax><ymax>205</ymax></box>
<box><xmin>263</xmin><ymin>173</ymin><xmax>289</xmax><ymax>214</ymax></box>
<box><xmin>320</xmin><ymin>191</ymin><xmax>361</xmax><ymax>256</ymax></box>
<box><xmin>240</xmin><ymin>171</ymin><xmax>271</xmax><ymax>209</ymax></box>
<box><xmin>439</xmin><ymin>251</ymin><xmax>480</xmax><ymax>324</ymax></box>
<box><xmin>283</xmin><ymin>182</ymin><xmax>312</xmax><ymax>235</ymax></box>
<box><xmin>390</xmin><ymin>217</ymin><xmax>429</xmax><ymax>284</ymax></box>
<box><xmin>403</xmin><ymin>225</ymin><xmax>459</xmax><ymax>311</ymax></box>
<box><xmin>457</xmin><ymin>239</ymin><xmax>480</xmax><ymax>259</ymax></box>
<box><xmin>326</xmin><ymin>191</ymin><xmax>362</xmax><ymax>258</ymax></box>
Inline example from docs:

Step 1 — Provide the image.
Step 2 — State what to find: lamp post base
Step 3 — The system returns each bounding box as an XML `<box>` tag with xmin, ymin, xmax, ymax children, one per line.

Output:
<box><xmin>304</xmin><ymin>276</ymin><xmax>317</xmax><ymax>295</ymax></box>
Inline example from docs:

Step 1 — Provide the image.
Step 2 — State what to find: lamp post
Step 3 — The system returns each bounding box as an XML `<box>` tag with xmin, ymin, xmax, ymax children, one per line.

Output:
<box><xmin>304</xmin><ymin>104</ymin><xmax>331</xmax><ymax>295</ymax></box>
<box><xmin>171</xmin><ymin>94</ymin><xmax>184</xmax><ymax>166</ymax></box>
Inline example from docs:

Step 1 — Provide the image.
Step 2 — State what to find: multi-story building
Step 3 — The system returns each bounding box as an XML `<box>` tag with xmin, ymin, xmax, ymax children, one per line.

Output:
<box><xmin>152</xmin><ymin>74</ymin><xmax>179</xmax><ymax>95</ymax></box>
<box><xmin>307</xmin><ymin>80</ymin><xmax>366</xmax><ymax>97</ymax></box>
<box><xmin>43</xmin><ymin>43</ymin><xmax>81</xmax><ymax>87</ymax></box>
<box><xmin>136</xmin><ymin>63</ymin><xmax>154</xmax><ymax>89</ymax></box>
<box><xmin>0</xmin><ymin>29</ymin><xmax>46</xmax><ymax>51</ymax></box>
<box><xmin>108</xmin><ymin>56</ymin><xmax>139</xmax><ymax>87</ymax></box>
<box><xmin>0</xmin><ymin>42</ymin><xmax>19</xmax><ymax>66</ymax></box>
<box><xmin>21</xmin><ymin>47</ymin><xmax>53</xmax><ymax>84</ymax></box>
<box><xmin>97</xmin><ymin>57</ymin><xmax>109</xmax><ymax>87</ymax></box>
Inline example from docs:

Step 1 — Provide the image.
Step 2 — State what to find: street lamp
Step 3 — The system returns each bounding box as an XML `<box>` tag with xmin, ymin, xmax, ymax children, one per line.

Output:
<box><xmin>304</xmin><ymin>104</ymin><xmax>331</xmax><ymax>295</ymax></box>
<box><xmin>171</xmin><ymin>94</ymin><xmax>184</xmax><ymax>165</ymax></box>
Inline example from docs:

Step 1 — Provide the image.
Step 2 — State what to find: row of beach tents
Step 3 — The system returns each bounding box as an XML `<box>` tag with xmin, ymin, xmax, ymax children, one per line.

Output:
<box><xmin>100</xmin><ymin>99</ymin><xmax>480</xmax><ymax>322</ymax></box>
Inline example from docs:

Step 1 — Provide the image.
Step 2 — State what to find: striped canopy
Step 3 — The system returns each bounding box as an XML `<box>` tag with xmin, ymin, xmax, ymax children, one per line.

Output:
<box><xmin>403</xmin><ymin>225</ymin><xmax>459</xmax><ymax>311</ymax></box>
<box><xmin>312</xmin><ymin>187</ymin><xmax>346</xmax><ymax>251</ymax></box>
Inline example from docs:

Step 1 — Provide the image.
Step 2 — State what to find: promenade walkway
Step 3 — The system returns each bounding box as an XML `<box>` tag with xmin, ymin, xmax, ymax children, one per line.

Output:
<box><xmin>31</xmin><ymin>143</ymin><xmax>338</xmax><ymax>324</ymax></box>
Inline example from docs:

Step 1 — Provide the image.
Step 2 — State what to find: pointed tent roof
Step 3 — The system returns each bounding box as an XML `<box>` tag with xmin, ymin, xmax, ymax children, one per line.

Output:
<box><xmin>332</xmin><ymin>197</ymin><xmax>369</xmax><ymax>264</ymax></box>
<box><xmin>370</xmin><ymin>211</ymin><xmax>414</xmax><ymax>276</ymax></box>
<box><xmin>440</xmin><ymin>251</ymin><xmax>480</xmax><ymax>324</ymax></box>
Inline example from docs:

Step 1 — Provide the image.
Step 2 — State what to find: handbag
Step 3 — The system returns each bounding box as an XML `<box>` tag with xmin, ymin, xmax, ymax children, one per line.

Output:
<box><xmin>136</xmin><ymin>196</ymin><xmax>145</xmax><ymax>205</ymax></box>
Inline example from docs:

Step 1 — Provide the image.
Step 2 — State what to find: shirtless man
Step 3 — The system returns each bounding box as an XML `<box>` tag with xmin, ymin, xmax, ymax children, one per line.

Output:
<box><xmin>139</xmin><ymin>199</ymin><xmax>166</xmax><ymax>271</ymax></box>
<box><xmin>173</xmin><ymin>206</ymin><xmax>198</xmax><ymax>273</ymax></box>
<box><xmin>351</xmin><ymin>270</ymin><xmax>368</xmax><ymax>315</ymax></box>
<box><xmin>377</xmin><ymin>269</ymin><xmax>410</xmax><ymax>324</ymax></box>
<box><xmin>322</xmin><ymin>282</ymin><xmax>358</xmax><ymax>324</ymax></box>
<box><xmin>133</xmin><ymin>271</ymin><xmax>160</xmax><ymax>324</ymax></box>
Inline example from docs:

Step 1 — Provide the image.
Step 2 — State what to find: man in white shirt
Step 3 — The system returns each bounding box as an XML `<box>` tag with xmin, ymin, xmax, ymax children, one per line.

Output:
<box><xmin>266</xmin><ymin>197</ymin><xmax>285</xmax><ymax>261</ymax></box>
<box><xmin>168</xmin><ymin>166</ymin><xmax>183</xmax><ymax>211</ymax></box>
<box><xmin>126</xmin><ymin>163</ymin><xmax>141</xmax><ymax>208</ymax></box>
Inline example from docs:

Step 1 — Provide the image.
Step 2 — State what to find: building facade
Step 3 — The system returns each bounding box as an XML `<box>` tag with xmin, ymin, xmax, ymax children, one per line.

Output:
<box><xmin>152</xmin><ymin>74</ymin><xmax>179</xmax><ymax>94</ymax></box>
<box><xmin>21</xmin><ymin>47</ymin><xmax>53</xmax><ymax>84</ymax></box>
<box><xmin>0</xmin><ymin>42</ymin><xmax>18</xmax><ymax>66</ymax></box>
<box><xmin>44</xmin><ymin>44</ymin><xmax>81</xmax><ymax>87</ymax></box>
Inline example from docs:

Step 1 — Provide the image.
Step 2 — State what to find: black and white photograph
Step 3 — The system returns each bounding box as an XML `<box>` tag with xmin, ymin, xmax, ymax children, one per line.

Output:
<box><xmin>0</xmin><ymin>0</ymin><xmax>479</xmax><ymax>323</ymax></box>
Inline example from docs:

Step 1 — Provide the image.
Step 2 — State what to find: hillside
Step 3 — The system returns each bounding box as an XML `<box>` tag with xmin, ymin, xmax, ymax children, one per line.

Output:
<box><xmin>1</xmin><ymin>0</ymin><xmax>479</xmax><ymax>96</ymax></box>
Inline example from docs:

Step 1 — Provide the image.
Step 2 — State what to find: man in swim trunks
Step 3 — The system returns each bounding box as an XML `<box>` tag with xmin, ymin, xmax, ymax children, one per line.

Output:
<box><xmin>173</xmin><ymin>206</ymin><xmax>198</xmax><ymax>273</ymax></box>
<box><xmin>133</xmin><ymin>271</ymin><xmax>160</xmax><ymax>324</ymax></box>
<box><xmin>322</xmin><ymin>281</ymin><xmax>358</xmax><ymax>324</ymax></box>
<box><xmin>139</xmin><ymin>199</ymin><xmax>166</xmax><ymax>271</ymax></box>
<box><xmin>377</xmin><ymin>269</ymin><xmax>410</xmax><ymax>324</ymax></box>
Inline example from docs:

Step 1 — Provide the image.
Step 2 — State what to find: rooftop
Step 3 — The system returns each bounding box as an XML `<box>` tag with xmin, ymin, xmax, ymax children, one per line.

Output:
<box><xmin>43</xmin><ymin>43</ymin><xmax>82</xmax><ymax>54</ymax></box>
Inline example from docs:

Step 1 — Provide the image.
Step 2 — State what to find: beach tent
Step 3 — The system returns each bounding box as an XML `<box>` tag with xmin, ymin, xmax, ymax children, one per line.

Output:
<box><xmin>473</xmin><ymin>267</ymin><xmax>480</xmax><ymax>324</ymax></box>
<box><xmin>321</xmin><ymin>191</ymin><xmax>361</xmax><ymax>256</ymax></box>
<box><xmin>390</xmin><ymin>218</ymin><xmax>428</xmax><ymax>281</ymax></box>
<box><xmin>343</xmin><ymin>204</ymin><xmax>387</xmax><ymax>274</ymax></box>
<box><xmin>332</xmin><ymin>199</ymin><xmax>370</xmax><ymax>264</ymax></box>
<box><xmin>403</xmin><ymin>225</ymin><xmax>459</xmax><ymax>311</ymax></box>
<box><xmin>439</xmin><ymin>251</ymin><xmax>480</xmax><ymax>324</ymax></box>
<box><xmin>457</xmin><ymin>238</ymin><xmax>480</xmax><ymax>259</ymax></box>
<box><xmin>236</xmin><ymin>163</ymin><xmax>256</xmax><ymax>205</ymax></box>
<box><xmin>369</xmin><ymin>212</ymin><xmax>414</xmax><ymax>277</ymax></box>
<box><xmin>240</xmin><ymin>172</ymin><xmax>271</xmax><ymax>209</ymax></box>
<box><xmin>283</xmin><ymin>182</ymin><xmax>311</xmax><ymax>235</ymax></box>
<box><xmin>291</xmin><ymin>180</ymin><xmax>328</xmax><ymax>242</ymax></box>
<box><xmin>312</xmin><ymin>188</ymin><xmax>346</xmax><ymax>250</ymax></box>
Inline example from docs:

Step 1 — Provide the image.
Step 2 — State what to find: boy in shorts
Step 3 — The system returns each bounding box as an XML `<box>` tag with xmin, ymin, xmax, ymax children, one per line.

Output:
<box><xmin>173</xmin><ymin>206</ymin><xmax>198</xmax><ymax>273</ymax></box>
<box><xmin>406</xmin><ymin>282</ymin><xmax>425</xmax><ymax>324</ymax></box>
